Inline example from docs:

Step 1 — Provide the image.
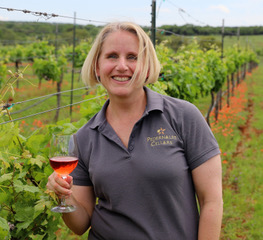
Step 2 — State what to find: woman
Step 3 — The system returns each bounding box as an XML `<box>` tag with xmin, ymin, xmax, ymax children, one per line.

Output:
<box><xmin>47</xmin><ymin>22</ymin><xmax>223</xmax><ymax>239</ymax></box>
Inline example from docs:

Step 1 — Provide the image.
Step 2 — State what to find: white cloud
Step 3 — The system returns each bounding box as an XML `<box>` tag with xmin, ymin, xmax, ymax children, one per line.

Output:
<box><xmin>209</xmin><ymin>5</ymin><xmax>230</xmax><ymax>14</ymax></box>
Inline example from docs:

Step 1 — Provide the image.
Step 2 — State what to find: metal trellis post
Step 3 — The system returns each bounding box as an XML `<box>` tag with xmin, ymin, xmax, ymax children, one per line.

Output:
<box><xmin>70</xmin><ymin>12</ymin><xmax>76</xmax><ymax>120</ymax></box>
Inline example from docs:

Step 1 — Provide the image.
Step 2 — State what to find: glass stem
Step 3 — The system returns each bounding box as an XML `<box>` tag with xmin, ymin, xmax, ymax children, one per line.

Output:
<box><xmin>60</xmin><ymin>175</ymin><xmax>67</xmax><ymax>207</ymax></box>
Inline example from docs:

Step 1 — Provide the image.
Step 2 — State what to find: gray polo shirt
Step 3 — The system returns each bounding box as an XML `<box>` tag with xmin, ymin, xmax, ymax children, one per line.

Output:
<box><xmin>71</xmin><ymin>87</ymin><xmax>220</xmax><ymax>240</ymax></box>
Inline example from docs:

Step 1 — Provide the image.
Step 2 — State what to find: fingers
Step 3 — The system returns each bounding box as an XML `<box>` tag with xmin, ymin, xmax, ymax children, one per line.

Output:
<box><xmin>65</xmin><ymin>175</ymin><xmax>73</xmax><ymax>185</ymax></box>
<box><xmin>46</xmin><ymin>172</ymin><xmax>73</xmax><ymax>197</ymax></box>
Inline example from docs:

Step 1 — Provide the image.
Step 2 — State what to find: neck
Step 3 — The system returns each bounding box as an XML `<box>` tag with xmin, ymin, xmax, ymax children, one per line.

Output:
<box><xmin>107</xmin><ymin>88</ymin><xmax>147</xmax><ymax>120</ymax></box>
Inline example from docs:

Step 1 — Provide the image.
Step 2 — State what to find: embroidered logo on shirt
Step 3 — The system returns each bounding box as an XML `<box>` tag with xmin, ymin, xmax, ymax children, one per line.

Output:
<box><xmin>157</xmin><ymin>127</ymin><xmax>165</xmax><ymax>135</ymax></box>
<box><xmin>147</xmin><ymin>127</ymin><xmax>177</xmax><ymax>147</ymax></box>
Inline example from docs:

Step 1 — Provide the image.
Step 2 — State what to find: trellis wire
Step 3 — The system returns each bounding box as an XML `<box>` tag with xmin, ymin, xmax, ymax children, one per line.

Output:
<box><xmin>11</xmin><ymin>86</ymin><xmax>88</xmax><ymax>106</ymax></box>
<box><xmin>0</xmin><ymin>94</ymin><xmax>107</xmax><ymax>125</ymax></box>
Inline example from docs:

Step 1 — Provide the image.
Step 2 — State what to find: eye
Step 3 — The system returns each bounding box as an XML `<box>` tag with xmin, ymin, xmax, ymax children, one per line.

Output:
<box><xmin>107</xmin><ymin>54</ymin><xmax>118</xmax><ymax>59</ymax></box>
<box><xmin>127</xmin><ymin>54</ymin><xmax>137</xmax><ymax>60</ymax></box>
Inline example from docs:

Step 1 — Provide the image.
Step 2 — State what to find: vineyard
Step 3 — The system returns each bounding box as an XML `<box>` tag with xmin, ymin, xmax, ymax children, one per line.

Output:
<box><xmin>0</xmin><ymin>30</ymin><xmax>262</xmax><ymax>239</ymax></box>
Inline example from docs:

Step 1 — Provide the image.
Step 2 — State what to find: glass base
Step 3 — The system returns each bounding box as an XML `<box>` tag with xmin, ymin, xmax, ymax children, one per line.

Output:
<box><xmin>51</xmin><ymin>205</ymin><xmax>77</xmax><ymax>213</ymax></box>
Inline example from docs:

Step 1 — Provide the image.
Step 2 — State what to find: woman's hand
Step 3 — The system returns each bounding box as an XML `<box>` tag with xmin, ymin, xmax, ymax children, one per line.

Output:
<box><xmin>47</xmin><ymin>172</ymin><xmax>96</xmax><ymax>235</ymax></box>
<box><xmin>46</xmin><ymin>172</ymin><xmax>73</xmax><ymax>198</ymax></box>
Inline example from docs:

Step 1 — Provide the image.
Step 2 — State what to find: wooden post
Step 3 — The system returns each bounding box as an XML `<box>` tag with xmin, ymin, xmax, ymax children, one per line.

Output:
<box><xmin>231</xmin><ymin>73</ymin><xmax>235</xmax><ymax>96</ymax></box>
<box><xmin>206</xmin><ymin>91</ymin><xmax>215</xmax><ymax>127</ymax></box>
<box><xmin>227</xmin><ymin>75</ymin><xmax>230</xmax><ymax>107</ymax></box>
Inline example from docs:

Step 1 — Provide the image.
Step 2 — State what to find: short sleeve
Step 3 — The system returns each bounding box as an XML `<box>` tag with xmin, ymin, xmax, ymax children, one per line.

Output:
<box><xmin>70</xmin><ymin>135</ymin><xmax>93</xmax><ymax>186</ymax></box>
<box><xmin>181</xmin><ymin>102</ymin><xmax>220</xmax><ymax>170</ymax></box>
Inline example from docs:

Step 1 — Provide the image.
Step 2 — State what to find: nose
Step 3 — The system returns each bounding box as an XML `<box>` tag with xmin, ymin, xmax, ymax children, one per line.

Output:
<box><xmin>116</xmin><ymin>57</ymin><xmax>128</xmax><ymax>72</ymax></box>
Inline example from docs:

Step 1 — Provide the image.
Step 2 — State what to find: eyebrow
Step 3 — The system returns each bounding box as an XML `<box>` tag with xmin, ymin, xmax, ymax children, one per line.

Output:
<box><xmin>104</xmin><ymin>50</ymin><xmax>138</xmax><ymax>55</ymax></box>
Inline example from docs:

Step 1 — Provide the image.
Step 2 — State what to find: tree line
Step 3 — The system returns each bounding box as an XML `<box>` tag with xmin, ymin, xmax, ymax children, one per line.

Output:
<box><xmin>1</xmin><ymin>21</ymin><xmax>263</xmax><ymax>47</ymax></box>
<box><xmin>159</xmin><ymin>24</ymin><xmax>263</xmax><ymax>36</ymax></box>
<box><xmin>0</xmin><ymin>21</ymin><xmax>101</xmax><ymax>46</ymax></box>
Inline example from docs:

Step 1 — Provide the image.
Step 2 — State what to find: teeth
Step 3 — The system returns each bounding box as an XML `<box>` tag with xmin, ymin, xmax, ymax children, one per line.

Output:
<box><xmin>113</xmin><ymin>77</ymin><xmax>130</xmax><ymax>82</ymax></box>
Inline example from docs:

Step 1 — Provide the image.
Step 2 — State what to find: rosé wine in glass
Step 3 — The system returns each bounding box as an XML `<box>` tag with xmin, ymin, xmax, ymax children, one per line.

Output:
<box><xmin>49</xmin><ymin>134</ymin><xmax>78</xmax><ymax>213</ymax></box>
<box><xmin>49</xmin><ymin>156</ymin><xmax>78</xmax><ymax>175</ymax></box>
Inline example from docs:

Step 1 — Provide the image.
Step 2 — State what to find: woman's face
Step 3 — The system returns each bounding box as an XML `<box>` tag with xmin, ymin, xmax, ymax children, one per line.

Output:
<box><xmin>96</xmin><ymin>30</ymin><xmax>143</xmax><ymax>99</ymax></box>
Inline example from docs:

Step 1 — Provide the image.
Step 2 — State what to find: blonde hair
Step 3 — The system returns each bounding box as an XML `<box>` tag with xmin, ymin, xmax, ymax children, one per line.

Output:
<box><xmin>81</xmin><ymin>22</ymin><xmax>161</xmax><ymax>87</ymax></box>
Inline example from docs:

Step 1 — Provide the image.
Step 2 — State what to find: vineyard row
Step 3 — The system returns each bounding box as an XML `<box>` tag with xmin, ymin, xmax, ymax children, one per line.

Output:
<box><xmin>0</xmin><ymin>39</ymin><xmax>259</xmax><ymax>125</ymax></box>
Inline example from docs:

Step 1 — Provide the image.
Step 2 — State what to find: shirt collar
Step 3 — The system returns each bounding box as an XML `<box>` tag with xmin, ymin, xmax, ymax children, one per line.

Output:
<box><xmin>89</xmin><ymin>87</ymin><xmax>164</xmax><ymax>130</ymax></box>
<box><xmin>144</xmin><ymin>86</ymin><xmax>164</xmax><ymax>114</ymax></box>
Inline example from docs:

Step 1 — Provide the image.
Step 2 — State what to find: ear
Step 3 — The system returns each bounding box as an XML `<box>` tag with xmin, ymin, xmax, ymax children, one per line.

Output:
<box><xmin>144</xmin><ymin>69</ymin><xmax>150</xmax><ymax>83</ymax></box>
<box><xmin>95</xmin><ymin>61</ymin><xmax>100</xmax><ymax>77</ymax></box>
<box><xmin>96</xmin><ymin>67</ymin><xmax>100</xmax><ymax>77</ymax></box>
<box><xmin>147</xmin><ymin>69</ymin><xmax>150</xmax><ymax>78</ymax></box>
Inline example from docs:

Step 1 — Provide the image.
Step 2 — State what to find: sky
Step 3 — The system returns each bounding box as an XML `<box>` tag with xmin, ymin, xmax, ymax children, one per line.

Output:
<box><xmin>0</xmin><ymin>0</ymin><xmax>263</xmax><ymax>27</ymax></box>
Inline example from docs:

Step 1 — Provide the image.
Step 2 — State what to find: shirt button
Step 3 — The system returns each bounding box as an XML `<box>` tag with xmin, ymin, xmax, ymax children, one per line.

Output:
<box><xmin>129</xmin><ymin>145</ymin><xmax>134</xmax><ymax>151</ymax></box>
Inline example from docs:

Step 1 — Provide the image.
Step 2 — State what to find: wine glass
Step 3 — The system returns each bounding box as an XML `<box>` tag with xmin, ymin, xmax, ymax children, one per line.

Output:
<box><xmin>49</xmin><ymin>134</ymin><xmax>78</xmax><ymax>213</ymax></box>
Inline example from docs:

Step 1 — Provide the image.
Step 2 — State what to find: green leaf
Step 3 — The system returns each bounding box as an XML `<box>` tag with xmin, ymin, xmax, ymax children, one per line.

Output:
<box><xmin>33</xmin><ymin>172</ymin><xmax>46</xmax><ymax>182</ymax></box>
<box><xmin>0</xmin><ymin>173</ymin><xmax>12</xmax><ymax>183</ymax></box>
<box><xmin>56</xmin><ymin>118</ymin><xmax>71</xmax><ymax>125</ymax></box>
<box><xmin>16</xmin><ymin>220</ymin><xmax>31</xmax><ymax>231</ymax></box>
<box><xmin>62</xmin><ymin>123</ymin><xmax>78</xmax><ymax>135</ymax></box>
<box><xmin>34</xmin><ymin>199</ymin><xmax>46</xmax><ymax>213</ymax></box>
<box><xmin>0</xmin><ymin>192</ymin><xmax>8</xmax><ymax>204</ymax></box>
<box><xmin>17</xmin><ymin>171</ymin><xmax>27</xmax><ymax>179</ymax></box>
<box><xmin>0</xmin><ymin>216</ymin><xmax>10</xmax><ymax>239</ymax></box>
<box><xmin>73</xmin><ymin>118</ymin><xmax>87</xmax><ymax>129</ymax></box>
<box><xmin>34</xmin><ymin>198</ymin><xmax>53</xmax><ymax>218</ymax></box>
<box><xmin>15</xmin><ymin>203</ymin><xmax>35</xmax><ymax>222</ymax></box>
<box><xmin>0</xmin><ymin>159</ymin><xmax>10</xmax><ymax>171</ymax></box>
<box><xmin>48</xmin><ymin>125</ymin><xmax>64</xmax><ymax>135</ymax></box>
<box><xmin>29</xmin><ymin>155</ymin><xmax>45</xmax><ymax>169</ymax></box>
<box><xmin>25</xmin><ymin>134</ymin><xmax>46</xmax><ymax>156</ymax></box>
<box><xmin>44</xmin><ymin>217</ymin><xmax>60</xmax><ymax>240</ymax></box>
<box><xmin>0</xmin><ymin>216</ymin><xmax>9</xmax><ymax>231</ymax></box>
<box><xmin>13</xmin><ymin>180</ymin><xmax>40</xmax><ymax>193</ymax></box>
<box><xmin>0</xmin><ymin>123</ymin><xmax>20</xmax><ymax>147</ymax></box>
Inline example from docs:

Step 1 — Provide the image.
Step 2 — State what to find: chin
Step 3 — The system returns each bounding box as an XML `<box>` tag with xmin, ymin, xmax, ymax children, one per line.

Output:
<box><xmin>108</xmin><ymin>87</ymin><xmax>132</xmax><ymax>98</ymax></box>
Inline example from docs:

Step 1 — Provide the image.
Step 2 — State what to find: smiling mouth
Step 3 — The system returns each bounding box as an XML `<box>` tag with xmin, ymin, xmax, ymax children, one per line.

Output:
<box><xmin>112</xmin><ymin>76</ymin><xmax>131</xmax><ymax>82</ymax></box>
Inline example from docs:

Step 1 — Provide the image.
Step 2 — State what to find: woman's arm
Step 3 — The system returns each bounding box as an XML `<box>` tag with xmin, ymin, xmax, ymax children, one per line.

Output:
<box><xmin>192</xmin><ymin>154</ymin><xmax>223</xmax><ymax>240</ymax></box>
<box><xmin>62</xmin><ymin>185</ymin><xmax>96</xmax><ymax>235</ymax></box>
<box><xmin>47</xmin><ymin>172</ymin><xmax>96</xmax><ymax>235</ymax></box>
